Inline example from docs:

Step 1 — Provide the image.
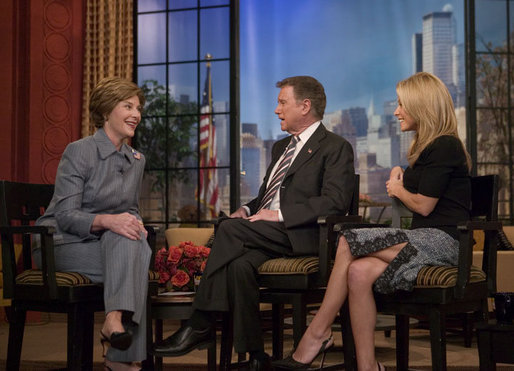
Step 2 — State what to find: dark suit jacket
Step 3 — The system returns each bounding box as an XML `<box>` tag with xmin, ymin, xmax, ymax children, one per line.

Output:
<box><xmin>246</xmin><ymin>123</ymin><xmax>355</xmax><ymax>255</ymax></box>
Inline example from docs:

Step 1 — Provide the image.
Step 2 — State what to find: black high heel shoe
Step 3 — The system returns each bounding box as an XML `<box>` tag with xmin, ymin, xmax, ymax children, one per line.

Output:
<box><xmin>100</xmin><ymin>330</ymin><xmax>133</xmax><ymax>354</ymax></box>
<box><xmin>272</xmin><ymin>333</ymin><xmax>334</xmax><ymax>370</ymax></box>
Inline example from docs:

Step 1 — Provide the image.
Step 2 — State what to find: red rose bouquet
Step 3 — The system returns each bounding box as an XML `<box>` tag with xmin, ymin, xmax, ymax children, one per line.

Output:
<box><xmin>155</xmin><ymin>241</ymin><xmax>211</xmax><ymax>291</ymax></box>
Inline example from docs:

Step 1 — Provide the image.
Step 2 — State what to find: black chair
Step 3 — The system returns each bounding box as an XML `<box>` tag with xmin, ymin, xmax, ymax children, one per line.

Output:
<box><xmin>218</xmin><ymin>175</ymin><xmax>361</xmax><ymax>369</ymax></box>
<box><xmin>338</xmin><ymin>174</ymin><xmax>501</xmax><ymax>371</ymax></box>
<box><xmin>0</xmin><ymin>180</ymin><xmax>159</xmax><ymax>370</ymax></box>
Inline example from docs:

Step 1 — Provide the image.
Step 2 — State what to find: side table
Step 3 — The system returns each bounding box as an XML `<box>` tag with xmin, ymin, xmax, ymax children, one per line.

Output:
<box><xmin>476</xmin><ymin>320</ymin><xmax>514</xmax><ymax>370</ymax></box>
<box><xmin>151</xmin><ymin>292</ymin><xmax>216</xmax><ymax>371</ymax></box>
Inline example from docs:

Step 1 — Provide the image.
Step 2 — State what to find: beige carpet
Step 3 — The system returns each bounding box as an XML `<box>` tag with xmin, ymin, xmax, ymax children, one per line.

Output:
<box><xmin>1</xmin><ymin>314</ymin><xmax>514</xmax><ymax>370</ymax></box>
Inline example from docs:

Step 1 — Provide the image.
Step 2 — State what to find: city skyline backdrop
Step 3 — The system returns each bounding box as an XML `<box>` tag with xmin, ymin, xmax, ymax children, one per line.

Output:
<box><xmin>240</xmin><ymin>0</ymin><xmax>465</xmax><ymax>140</ymax></box>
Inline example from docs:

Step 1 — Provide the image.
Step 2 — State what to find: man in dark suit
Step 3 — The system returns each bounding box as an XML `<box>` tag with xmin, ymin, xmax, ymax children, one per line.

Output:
<box><xmin>152</xmin><ymin>76</ymin><xmax>355</xmax><ymax>369</ymax></box>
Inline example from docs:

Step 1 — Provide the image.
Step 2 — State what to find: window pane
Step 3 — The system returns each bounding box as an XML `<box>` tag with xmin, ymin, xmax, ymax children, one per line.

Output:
<box><xmin>200</xmin><ymin>7</ymin><xmax>230</xmax><ymax>60</ymax></box>
<box><xmin>201</xmin><ymin>60</ymin><xmax>230</xmax><ymax>111</ymax></box>
<box><xmin>201</xmin><ymin>0</ymin><xmax>229</xmax><ymax>6</ymax></box>
<box><xmin>169</xmin><ymin>63</ymin><xmax>198</xmax><ymax>112</ymax></box>
<box><xmin>475</xmin><ymin>0</ymin><xmax>507</xmax><ymax>52</ymax></box>
<box><xmin>138</xmin><ymin>13</ymin><xmax>166</xmax><ymax>64</ymax></box>
<box><xmin>511</xmin><ymin>0</ymin><xmax>514</xmax><ymax>47</ymax></box>
<box><xmin>169</xmin><ymin>0</ymin><xmax>198</xmax><ymax>10</ymax></box>
<box><xmin>138</xmin><ymin>65</ymin><xmax>167</xmax><ymax>96</ymax></box>
<box><xmin>212</xmin><ymin>113</ymin><xmax>230</xmax><ymax>167</ymax></box>
<box><xmin>241</xmin><ymin>135</ymin><xmax>264</xmax><ymax>199</ymax></box>
<box><xmin>215</xmin><ymin>167</ymin><xmax>230</xmax><ymax>215</ymax></box>
<box><xmin>476</xmin><ymin>109</ymin><xmax>509</xmax><ymax>164</ymax></box>
<box><xmin>140</xmin><ymin>171</ymin><xmax>166</xmax><ymax>222</ymax></box>
<box><xmin>197</xmin><ymin>168</ymin><xmax>230</xmax><ymax>218</ymax></box>
<box><xmin>138</xmin><ymin>0</ymin><xmax>166</xmax><ymax>12</ymax></box>
<box><xmin>168</xmin><ymin>170</ymin><xmax>198</xmax><ymax>222</ymax></box>
<box><xmin>169</xmin><ymin>10</ymin><xmax>198</xmax><ymax>62</ymax></box>
<box><xmin>168</xmin><ymin>116</ymin><xmax>198</xmax><ymax>167</ymax></box>
<box><xmin>137</xmin><ymin>117</ymin><xmax>167</xmax><ymax>169</ymax></box>
<box><xmin>476</xmin><ymin>53</ymin><xmax>507</xmax><ymax>107</ymax></box>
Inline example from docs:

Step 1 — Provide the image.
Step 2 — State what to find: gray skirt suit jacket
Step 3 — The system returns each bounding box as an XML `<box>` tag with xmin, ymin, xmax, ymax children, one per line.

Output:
<box><xmin>35</xmin><ymin>128</ymin><xmax>151</xmax><ymax>362</ymax></box>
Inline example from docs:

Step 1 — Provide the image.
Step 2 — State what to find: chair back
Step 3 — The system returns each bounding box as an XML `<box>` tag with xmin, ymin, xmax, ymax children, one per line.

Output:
<box><xmin>469</xmin><ymin>175</ymin><xmax>500</xmax><ymax>295</ymax></box>
<box><xmin>470</xmin><ymin>175</ymin><xmax>498</xmax><ymax>221</ymax></box>
<box><xmin>0</xmin><ymin>180</ymin><xmax>55</xmax><ymax>296</ymax></box>
<box><xmin>0</xmin><ymin>180</ymin><xmax>54</xmax><ymax>226</ymax></box>
<box><xmin>348</xmin><ymin>174</ymin><xmax>360</xmax><ymax>217</ymax></box>
<box><xmin>391</xmin><ymin>197</ymin><xmax>412</xmax><ymax>228</ymax></box>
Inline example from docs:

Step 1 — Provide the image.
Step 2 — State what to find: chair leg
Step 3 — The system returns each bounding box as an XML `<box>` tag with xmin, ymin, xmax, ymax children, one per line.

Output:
<box><xmin>429</xmin><ymin>309</ymin><xmax>447</xmax><ymax>371</ymax></box>
<box><xmin>463</xmin><ymin>312</ymin><xmax>473</xmax><ymax>348</ymax></box>
<box><xmin>271</xmin><ymin>303</ymin><xmax>284</xmax><ymax>359</ymax></box>
<box><xmin>395</xmin><ymin>314</ymin><xmax>410</xmax><ymax>371</ymax></box>
<box><xmin>339</xmin><ymin>302</ymin><xmax>357</xmax><ymax>371</ymax></box>
<box><xmin>207</xmin><ymin>336</ymin><xmax>217</xmax><ymax>371</ymax></box>
<box><xmin>291</xmin><ymin>296</ymin><xmax>307</xmax><ymax>348</ymax></box>
<box><xmin>68</xmin><ymin>304</ymin><xmax>95</xmax><ymax>371</ymax></box>
<box><xmin>219</xmin><ymin>311</ymin><xmax>234</xmax><ymax>371</ymax></box>
<box><xmin>142</xmin><ymin>293</ymin><xmax>155</xmax><ymax>371</ymax></box>
<box><xmin>6</xmin><ymin>304</ymin><xmax>26</xmax><ymax>371</ymax></box>
<box><xmin>154</xmin><ymin>319</ymin><xmax>164</xmax><ymax>371</ymax></box>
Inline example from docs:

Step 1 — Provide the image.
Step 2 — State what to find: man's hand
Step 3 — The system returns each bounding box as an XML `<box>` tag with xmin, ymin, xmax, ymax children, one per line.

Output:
<box><xmin>230</xmin><ymin>207</ymin><xmax>249</xmax><ymax>218</ymax></box>
<box><xmin>247</xmin><ymin>209</ymin><xmax>279</xmax><ymax>222</ymax></box>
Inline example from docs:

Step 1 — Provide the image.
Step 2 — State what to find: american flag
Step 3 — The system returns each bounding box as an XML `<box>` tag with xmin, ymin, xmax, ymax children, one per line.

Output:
<box><xmin>197</xmin><ymin>57</ymin><xmax>220</xmax><ymax>219</ymax></box>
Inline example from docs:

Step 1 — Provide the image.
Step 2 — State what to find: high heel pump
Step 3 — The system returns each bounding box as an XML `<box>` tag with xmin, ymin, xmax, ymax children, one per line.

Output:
<box><xmin>272</xmin><ymin>334</ymin><xmax>334</xmax><ymax>370</ymax></box>
<box><xmin>100</xmin><ymin>330</ymin><xmax>133</xmax><ymax>354</ymax></box>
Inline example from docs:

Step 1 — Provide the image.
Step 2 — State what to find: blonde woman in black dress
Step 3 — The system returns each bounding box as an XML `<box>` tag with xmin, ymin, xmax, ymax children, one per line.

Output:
<box><xmin>273</xmin><ymin>72</ymin><xmax>472</xmax><ymax>371</ymax></box>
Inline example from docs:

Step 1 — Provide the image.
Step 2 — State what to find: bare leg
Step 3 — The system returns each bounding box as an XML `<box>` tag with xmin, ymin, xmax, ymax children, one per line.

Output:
<box><xmin>347</xmin><ymin>257</ymin><xmax>387</xmax><ymax>371</ymax></box>
<box><xmin>348</xmin><ymin>243</ymin><xmax>407</xmax><ymax>371</ymax></box>
<box><xmin>290</xmin><ymin>235</ymin><xmax>355</xmax><ymax>363</ymax></box>
<box><xmin>101</xmin><ymin>310</ymin><xmax>125</xmax><ymax>337</ymax></box>
<box><xmin>104</xmin><ymin>359</ymin><xmax>141</xmax><ymax>371</ymax></box>
<box><xmin>102</xmin><ymin>311</ymin><xmax>141</xmax><ymax>370</ymax></box>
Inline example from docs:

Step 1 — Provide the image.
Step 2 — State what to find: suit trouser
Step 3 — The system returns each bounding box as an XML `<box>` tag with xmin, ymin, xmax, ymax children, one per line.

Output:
<box><xmin>193</xmin><ymin>218</ymin><xmax>292</xmax><ymax>353</ymax></box>
<box><xmin>33</xmin><ymin>230</ymin><xmax>152</xmax><ymax>362</ymax></box>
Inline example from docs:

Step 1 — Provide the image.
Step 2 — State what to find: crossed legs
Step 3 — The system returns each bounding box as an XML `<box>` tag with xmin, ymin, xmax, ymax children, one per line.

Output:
<box><xmin>289</xmin><ymin>234</ymin><xmax>406</xmax><ymax>371</ymax></box>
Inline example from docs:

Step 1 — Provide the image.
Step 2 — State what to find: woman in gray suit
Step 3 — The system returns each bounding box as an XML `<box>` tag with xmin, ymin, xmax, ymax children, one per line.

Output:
<box><xmin>34</xmin><ymin>77</ymin><xmax>151</xmax><ymax>371</ymax></box>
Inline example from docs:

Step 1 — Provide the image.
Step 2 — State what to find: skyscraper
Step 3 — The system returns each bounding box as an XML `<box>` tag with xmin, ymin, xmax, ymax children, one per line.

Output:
<box><xmin>422</xmin><ymin>11</ymin><xmax>456</xmax><ymax>88</ymax></box>
<box><xmin>412</xmin><ymin>33</ymin><xmax>423</xmax><ymax>73</ymax></box>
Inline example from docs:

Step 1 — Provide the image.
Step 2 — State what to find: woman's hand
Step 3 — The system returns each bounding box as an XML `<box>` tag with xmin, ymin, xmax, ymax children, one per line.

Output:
<box><xmin>93</xmin><ymin>213</ymin><xmax>146</xmax><ymax>240</ymax></box>
<box><xmin>389</xmin><ymin>166</ymin><xmax>404</xmax><ymax>181</ymax></box>
<box><xmin>385</xmin><ymin>166</ymin><xmax>439</xmax><ymax>216</ymax></box>
<box><xmin>386</xmin><ymin>167</ymin><xmax>404</xmax><ymax>198</ymax></box>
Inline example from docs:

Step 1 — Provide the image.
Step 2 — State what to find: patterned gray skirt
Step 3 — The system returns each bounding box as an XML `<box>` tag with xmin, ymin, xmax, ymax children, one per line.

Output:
<box><xmin>340</xmin><ymin>227</ymin><xmax>459</xmax><ymax>294</ymax></box>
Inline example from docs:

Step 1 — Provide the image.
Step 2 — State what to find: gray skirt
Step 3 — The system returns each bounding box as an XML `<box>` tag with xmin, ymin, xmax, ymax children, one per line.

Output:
<box><xmin>340</xmin><ymin>227</ymin><xmax>459</xmax><ymax>294</ymax></box>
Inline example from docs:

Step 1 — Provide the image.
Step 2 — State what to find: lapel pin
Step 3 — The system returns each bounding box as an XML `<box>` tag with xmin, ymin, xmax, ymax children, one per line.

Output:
<box><xmin>308</xmin><ymin>148</ymin><xmax>312</xmax><ymax>154</ymax></box>
<box><xmin>132</xmin><ymin>149</ymin><xmax>141</xmax><ymax>160</ymax></box>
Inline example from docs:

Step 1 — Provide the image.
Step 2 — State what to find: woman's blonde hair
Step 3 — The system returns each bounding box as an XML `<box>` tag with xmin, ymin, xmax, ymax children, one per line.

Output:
<box><xmin>89</xmin><ymin>77</ymin><xmax>145</xmax><ymax>128</ymax></box>
<box><xmin>397</xmin><ymin>72</ymin><xmax>471</xmax><ymax>170</ymax></box>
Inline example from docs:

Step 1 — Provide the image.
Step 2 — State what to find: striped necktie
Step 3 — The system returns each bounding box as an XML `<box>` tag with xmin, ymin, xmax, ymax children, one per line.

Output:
<box><xmin>258</xmin><ymin>136</ymin><xmax>300</xmax><ymax>211</ymax></box>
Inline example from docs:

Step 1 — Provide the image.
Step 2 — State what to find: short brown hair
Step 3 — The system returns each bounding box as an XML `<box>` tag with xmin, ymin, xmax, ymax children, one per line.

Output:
<box><xmin>276</xmin><ymin>76</ymin><xmax>326</xmax><ymax>119</ymax></box>
<box><xmin>89</xmin><ymin>77</ymin><xmax>146</xmax><ymax>128</ymax></box>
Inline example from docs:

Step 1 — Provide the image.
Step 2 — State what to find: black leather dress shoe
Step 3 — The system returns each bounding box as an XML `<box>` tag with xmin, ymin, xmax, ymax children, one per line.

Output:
<box><xmin>249</xmin><ymin>353</ymin><xmax>271</xmax><ymax>371</ymax></box>
<box><xmin>151</xmin><ymin>325</ymin><xmax>214</xmax><ymax>356</ymax></box>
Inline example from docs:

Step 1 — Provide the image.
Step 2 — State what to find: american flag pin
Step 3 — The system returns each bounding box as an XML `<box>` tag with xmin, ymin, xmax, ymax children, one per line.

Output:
<box><xmin>132</xmin><ymin>149</ymin><xmax>141</xmax><ymax>160</ymax></box>
<box><xmin>308</xmin><ymin>148</ymin><xmax>312</xmax><ymax>154</ymax></box>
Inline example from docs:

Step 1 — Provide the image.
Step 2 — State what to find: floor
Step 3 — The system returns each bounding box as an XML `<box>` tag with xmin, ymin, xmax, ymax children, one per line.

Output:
<box><xmin>1</xmin><ymin>311</ymin><xmax>514</xmax><ymax>370</ymax></box>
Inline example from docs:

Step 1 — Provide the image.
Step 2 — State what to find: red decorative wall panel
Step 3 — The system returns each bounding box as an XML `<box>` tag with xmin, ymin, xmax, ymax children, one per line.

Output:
<box><xmin>0</xmin><ymin>0</ymin><xmax>84</xmax><ymax>183</ymax></box>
